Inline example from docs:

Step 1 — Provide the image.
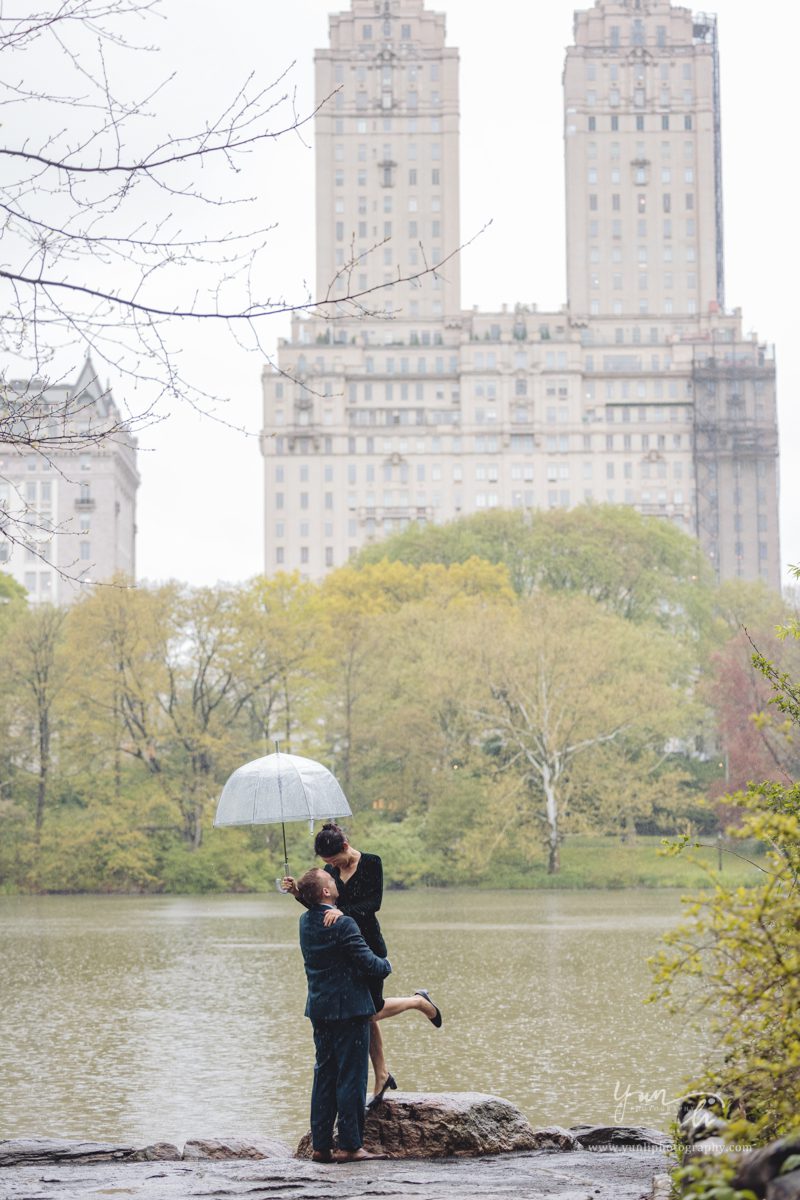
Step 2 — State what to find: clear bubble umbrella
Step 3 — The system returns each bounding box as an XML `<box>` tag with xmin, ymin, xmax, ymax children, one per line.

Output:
<box><xmin>213</xmin><ymin>749</ymin><xmax>352</xmax><ymax>886</ymax></box>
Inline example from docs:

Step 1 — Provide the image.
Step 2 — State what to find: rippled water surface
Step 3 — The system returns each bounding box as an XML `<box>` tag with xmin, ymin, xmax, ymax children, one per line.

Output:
<box><xmin>0</xmin><ymin>890</ymin><xmax>703</xmax><ymax>1146</ymax></box>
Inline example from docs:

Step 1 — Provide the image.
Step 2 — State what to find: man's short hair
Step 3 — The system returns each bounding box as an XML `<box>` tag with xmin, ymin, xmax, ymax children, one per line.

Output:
<box><xmin>297</xmin><ymin>868</ymin><xmax>328</xmax><ymax>906</ymax></box>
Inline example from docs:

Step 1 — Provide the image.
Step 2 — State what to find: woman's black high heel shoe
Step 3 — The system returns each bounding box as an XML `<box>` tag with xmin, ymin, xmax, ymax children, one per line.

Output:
<box><xmin>366</xmin><ymin>1072</ymin><xmax>398</xmax><ymax>1109</ymax></box>
<box><xmin>415</xmin><ymin>988</ymin><xmax>443</xmax><ymax>1028</ymax></box>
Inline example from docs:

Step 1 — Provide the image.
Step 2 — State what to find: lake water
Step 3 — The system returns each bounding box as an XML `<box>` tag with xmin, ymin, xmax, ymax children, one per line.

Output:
<box><xmin>0</xmin><ymin>890</ymin><xmax>704</xmax><ymax>1147</ymax></box>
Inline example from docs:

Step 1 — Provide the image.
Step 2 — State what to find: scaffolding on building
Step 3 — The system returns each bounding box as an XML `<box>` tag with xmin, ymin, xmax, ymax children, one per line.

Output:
<box><xmin>691</xmin><ymin>342</ymin><xmax>778</xmax><ymax>578</ymax></box>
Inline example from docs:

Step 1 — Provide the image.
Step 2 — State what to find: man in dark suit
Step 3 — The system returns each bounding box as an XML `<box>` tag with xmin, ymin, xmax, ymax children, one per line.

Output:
<box><xmin>297</xmin><ymin>867</ymin><xmax>392</xmax><ymax>1163</ymax></box>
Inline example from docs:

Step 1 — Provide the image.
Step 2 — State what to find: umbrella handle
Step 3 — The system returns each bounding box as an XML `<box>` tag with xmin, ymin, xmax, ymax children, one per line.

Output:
<box><xmin>276</xmin><ymin>860</ymin><xmax>292</xmax><ymax>894</ymax></box>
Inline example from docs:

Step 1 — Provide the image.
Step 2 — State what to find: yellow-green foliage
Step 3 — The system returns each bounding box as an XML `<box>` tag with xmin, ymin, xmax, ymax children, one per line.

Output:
<box><xmin>672</xmin><ymin>1156</ymin><xmax>757</xmax><ymax>1200</ymax></box>
<box><xmin>651</xmin><ymin>579</ymin><xmax>800</xmax><ymax>1143</ymax></box>
<box><xmin>0</xmin><ymin>529</ymin><xmax>794</xmax><ymax>895</ymax></box>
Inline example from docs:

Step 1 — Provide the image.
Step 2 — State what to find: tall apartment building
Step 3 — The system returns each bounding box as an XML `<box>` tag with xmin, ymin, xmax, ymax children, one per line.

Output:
<box><xmin>563</xmin><ymin>1</ymin><xmax>778</xmax><ymax>583</ymax></box>
<box><xmin>0</xmin><ymin>357</ymin><xmax>139</xmax><ymax>604</ymax></box>
<box><xmin>262</xmin><ymin>0</ymin><xmax>780</xmax><ymax>588</ymax></box>
<box><xmin>315</xmin><ymin>0</ymin><xmax>460</xmax><ymax>322</ymax></box>
<box><xmin>564</xmin><ymin>0</ymin><xmax>723</xmax><ymax>319</ymax></box>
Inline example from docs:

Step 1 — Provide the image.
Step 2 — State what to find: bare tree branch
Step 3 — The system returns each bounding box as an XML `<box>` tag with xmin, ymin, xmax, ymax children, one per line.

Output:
<box><xmin>0</xmin><ymin>0</ymin><xmax>479</xmax><ymax>572</ymax></box>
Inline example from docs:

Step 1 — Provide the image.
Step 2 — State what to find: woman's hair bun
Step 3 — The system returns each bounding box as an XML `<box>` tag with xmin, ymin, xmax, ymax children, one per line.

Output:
<box><xmin>314</xmin><ymin>821</ymin><xmax>347</xmax><ymax>856</ymax></box>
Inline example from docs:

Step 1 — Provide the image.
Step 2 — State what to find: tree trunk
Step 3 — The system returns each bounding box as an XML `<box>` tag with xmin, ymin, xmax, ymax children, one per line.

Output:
<box><xmin>186</xmin><ymin>756</ymin><xmax>212</xmax><ymax>849</ymax></box>
<box><xmin>542</xmin><ymin>768</ymin><xmax>560</xmax><ymax>874</ymax></box>
<box><xmin>113</xmin><ymin>681</ymin><xmax>122</xmax><ymax>803</ymax></box>
<box><xmin>547</xmin><ymin>835</ymin><xmax>560</xmax><ymax>874</ymax></box>
<box><xmin>35</xmin><ymin>765</ymin><xmax>47</xmax><ymax>844</ymax></box>
<box><xmin>193</xmin><ymin>804</ymin><xmax>203</xmax><ymax>850</ymax></box>
<box><xmin>183</xmin><ymin>769</ymin><xmax>200</xmax><ymax>847</ymax></box>
<box><xmin>35</xmin><ymin>705</ymin><xmax>49</xmax><ymax>844</ymax></box>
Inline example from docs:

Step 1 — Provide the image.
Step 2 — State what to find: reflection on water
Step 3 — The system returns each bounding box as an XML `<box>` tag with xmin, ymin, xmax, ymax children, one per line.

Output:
<box><xmin>0</xmin><ymin>890</ymin><xmax>702</xmax><ymax>1146</ymax></box>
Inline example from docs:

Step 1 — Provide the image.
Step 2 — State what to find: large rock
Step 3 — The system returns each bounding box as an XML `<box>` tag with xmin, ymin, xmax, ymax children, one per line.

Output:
<box><xmin>0</xmin><ymin>1138</ymin><xmax>180</xmax><ymax>1166</ymax></box>
<box><xmin>570</xmin><ymin>1124</ymin><xmax>671</xmax><ymax>1149</ymax></box>
<box><xmin>129</xmin><ymin>1142</ymin><xmax>182</xmax><ymax>1161</ymax></box>
<box><xmin>768</xmin><ymin>1171</ymin><xmax>800</xmax><ymax>1200</ymax></box>
<box><xmin>525</xmin><ymin>1126</ymin><xmax>579</xmax><ymax>1151</ymax></box>
<box><xmin>296</xmin><ymin>1091</ymin><xmax>548</xmax><ymax>1158</ymax></box>
<box><xmin>651</xmin><ymin>1173</ymin><xmax>673</xmax><ymax>1200</ymax></box>
<box><xmin>733</xmin><ymin>1133</ymin><xmax>800</xmax><ymax>1198</ymax></box>
<box><xmin>182</xmin><ymin>1137</ymin><xmax>292</xmax><ymax>1161</ymax></box>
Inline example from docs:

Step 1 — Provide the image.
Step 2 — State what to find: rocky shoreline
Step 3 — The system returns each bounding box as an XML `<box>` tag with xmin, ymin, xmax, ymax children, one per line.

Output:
<box><xmin>8</xmin><ymin>1133</ymin><xmax>794</xmax><ymax>1200</ymax></box>
<box><xmin>0</xmin><ymin>1143</ymin><xmax>671</xmax><ymax>1200</ymax></box>
<box><xmin>0</xmin><ymin>1093</ymin><xmax>675</xmax><ymax>1199</ymax></box>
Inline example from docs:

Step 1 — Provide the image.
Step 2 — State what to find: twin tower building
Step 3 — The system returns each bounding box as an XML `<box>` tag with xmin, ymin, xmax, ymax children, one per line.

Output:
<box><xmin>261</xmin><ymin>0</ymin><xmax>781</xmax><ymax>587</ymax></box>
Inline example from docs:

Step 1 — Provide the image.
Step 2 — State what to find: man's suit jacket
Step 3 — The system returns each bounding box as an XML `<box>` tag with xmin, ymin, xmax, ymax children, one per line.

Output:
<box><xmin>299</xmin><ymin>905</ymin><xmax>391</xmax><ymax>1023</ymax></box>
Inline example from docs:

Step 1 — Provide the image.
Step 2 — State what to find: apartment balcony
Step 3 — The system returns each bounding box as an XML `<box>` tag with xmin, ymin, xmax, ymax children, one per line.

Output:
<box><xmin>358</xmin><ymin>505</ymin><xmax>431</xmax><ymax>524</ymax></box>
<box><xmin>286</xmin><ymin>431</ymin><xmax>322</xmax><ymax>451</ymax></box>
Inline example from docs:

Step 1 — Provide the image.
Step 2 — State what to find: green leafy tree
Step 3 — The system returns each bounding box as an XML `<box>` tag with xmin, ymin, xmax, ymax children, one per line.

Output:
<box><xmin>470</xmin><ymin>593</ymin><xmax>688</xmax><ymax>872</ymax></box>
<box><xmin>0</xmin><ymin>573</ymin><xmax>29</xmax><ymax>872</ymax></box>
<box><xmin>0</xmin><ymin>570</ymin><xmax>27</xmax><ymax>621</ymax></box>
<box><xmin>565</xmin><ymin>742</ymin><xmax>699</xmax><ymax>839</ymax></box>
<box><xmin>315</xmin><ymin>558</ymin><xmax>512</xmax><ymax>795</ymax></box>
<box><xmin>338</xmin><ymin>560</ymin><xmax>515</xmax><ymax>818</ymax></box>
<box><xmin>68</xmin><ymin>582</ymin><xmax>255</xmax><ymax>848</ymax></box>
<box><xmin>115</xmin><ymin>583</ymin><xmax>257</xmax><ymax>848</ymax></box>
<box><xmin>357</xmin><ymin>509</ymin><xmax>535</xmax><ymax>593</ymax></box>
<box><xmin>231</xmin><ymin>572</ymin><xmax>322</xmax><ymax>753</ymax></box>
<box><xmin>0</xmin><ymin>604</ymin><xmax>69</xmax><ymax>845</ymax></box>
<box><xmin>712</xmin><ymin>577</ymin><xmax>789</xmax><ymax>637</ymax></box>
<box><xmin>358</xmin><ymin>504</ymin><xmax>713</xmax><ymax>637</ymax></box>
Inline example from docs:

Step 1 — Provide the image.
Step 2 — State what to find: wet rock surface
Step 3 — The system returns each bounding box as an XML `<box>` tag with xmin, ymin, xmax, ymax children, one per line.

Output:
<box><xmin>0</xmin><ymin>1134</ymin><xmax>291</xmax><ymax>1168</ymax></box>
<box><xmin>0</xmin><ymin>1138</ymin><xmax>182</xmax><ymax>1166</ymax></box>
<box><xmin>0</xmin><ymin>1146</ymin><xmax>670</xmax><ymax>1199</ymax></box>
<box><xmin>0</xmin><ymin>1109</ymin><xmax>675</xmax><ymax>1199</ymax></box>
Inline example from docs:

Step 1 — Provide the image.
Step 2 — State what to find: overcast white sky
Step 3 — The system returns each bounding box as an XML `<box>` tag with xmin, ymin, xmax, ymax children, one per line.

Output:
<box><xmin>125</xmin><ymin>0</ymin><xmax>798</xmax><ymax>590</ymax></box>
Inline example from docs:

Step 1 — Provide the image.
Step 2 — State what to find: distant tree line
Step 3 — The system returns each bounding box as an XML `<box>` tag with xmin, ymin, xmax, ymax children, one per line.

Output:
<box><xmin>0</xmin><ymin>506</ymin><xmax>796</xmax><ymax>893</ymax></box>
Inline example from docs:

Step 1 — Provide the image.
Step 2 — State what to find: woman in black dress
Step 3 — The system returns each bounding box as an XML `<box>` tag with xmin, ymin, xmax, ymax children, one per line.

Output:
<box><xmin>285</xmin><ymin>822</ymin><xmax>442</xmax><ymax>1105</ymax></box>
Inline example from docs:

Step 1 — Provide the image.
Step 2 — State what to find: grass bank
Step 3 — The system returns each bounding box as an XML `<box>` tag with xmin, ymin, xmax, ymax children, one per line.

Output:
<box><xmin>480</xmin><ymin>835</ymin><xmax>768</xmax><ymax>890</ymax></box>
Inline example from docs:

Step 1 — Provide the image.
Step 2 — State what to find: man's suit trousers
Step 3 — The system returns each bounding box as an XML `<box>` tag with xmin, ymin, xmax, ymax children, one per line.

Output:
<box><xmin>310</xmin><ymin>1016</ymin><xmax>370</xmax><ymax>1152</ymax></box>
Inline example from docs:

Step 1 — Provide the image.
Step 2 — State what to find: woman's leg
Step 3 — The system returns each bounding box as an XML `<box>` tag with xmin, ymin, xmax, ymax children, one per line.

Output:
<box><xmin>373</xmin><ymin>994</ymin><xmax>438</xmax><ymax>1021</ymax></box>
<box><xmin>368</xmin><ymin>995</ymin><xmax>440</xmax><ymax>1097</ymax></box>
<box><xmin>368</xmin><ymin>1019</ymin><xmax>388</xmax><ymax>1095</ymax></box>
